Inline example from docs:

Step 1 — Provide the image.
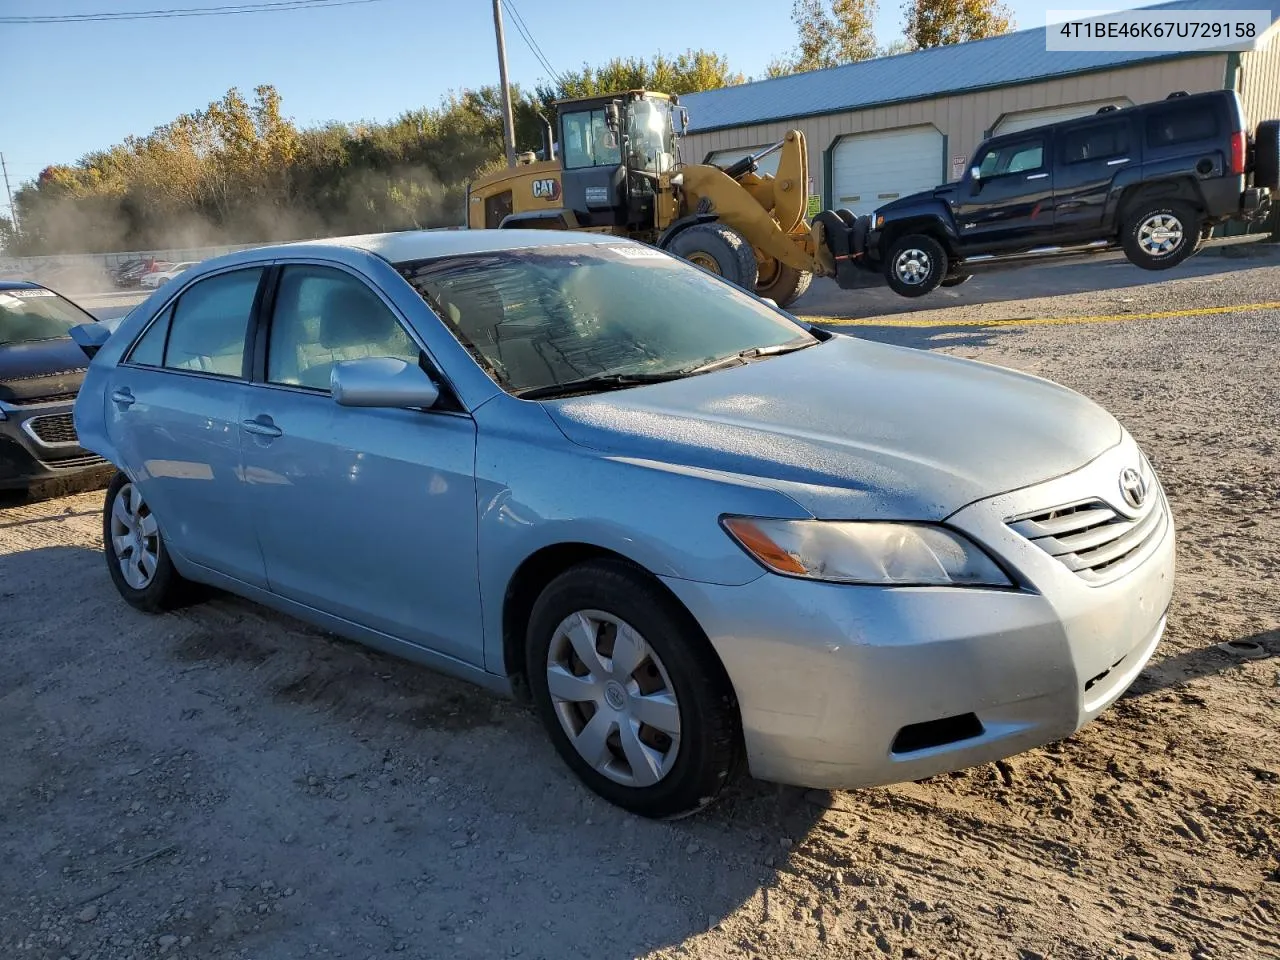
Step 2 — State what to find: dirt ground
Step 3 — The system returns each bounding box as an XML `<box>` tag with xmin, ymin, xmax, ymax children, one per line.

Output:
<box><xmin>2</xmin><ymin>253</ymin><xmax>1278</xmax><ymax>960</ymax></box>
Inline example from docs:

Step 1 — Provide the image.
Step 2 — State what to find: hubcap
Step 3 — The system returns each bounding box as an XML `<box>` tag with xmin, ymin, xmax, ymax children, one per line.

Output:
<box><xmin>1138</xmin><ymin>214</ymin><xmax>1184</xmax><ymax>256</ymax></box>
<box><xmin>894</xmin><ymin>247</ymin><xmax>932</xmax><ymax>285</ymax></box>
<box><xmin>546</xmin><ymin>610</ymin><xmax>682</xmax><ymax>788</ymax></box>
<box><xmin>686</xmin><ymin>252</ymin><xmax>721</xmax><ymax>275</ymax></box>
<box><xmin>110</xmin><ymin>482</ymin><xmax>160</xmax><ymax>590</ymax></box>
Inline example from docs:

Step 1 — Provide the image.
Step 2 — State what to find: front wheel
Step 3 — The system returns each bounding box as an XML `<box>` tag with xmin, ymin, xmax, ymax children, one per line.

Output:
<box><xmin>666</xmin><ymin>223</ymin><xmax>759</xmax><ymax>290</ymax></box>
<box><xmin>755</xmin><ymin>256</ymin><xmax>813</xmax><ymax>308</ymax></box>
<box><xmin>525</xmin><ymin>560</ymin><xmax>742</xmax><ymax>819</ymax></box>
<box><xmin>884</xmin><ymin>234</ymin><xmax>948</xmax><ymax>297</ymax></box>
<box><xmin>1121</xmin><ymin>201</ymin><xmax>1202</xmax><ymax>270</ymax></box>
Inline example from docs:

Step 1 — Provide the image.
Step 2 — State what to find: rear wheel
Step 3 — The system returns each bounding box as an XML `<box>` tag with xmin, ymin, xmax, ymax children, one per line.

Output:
<box><xmin>884</xmin><ymin>234</ymin><xmax>948</xmax><ymax>297</ymax></box>
<box><xmin>666</xmin><ymin>223</ymin><xmax>758</xmax><ymax>290</ymax></box>
<box><xmin>525</xmin><ymin>560</ymin><xmax>742</xmax><ymax>820</ymax></box>
<box><xmin>754</xmin><ymin>255</ymin><xmax>813</xmax><ymax>308</ymax></box>
<box><xmin>1254</xmin><ymin>120</ymin><xmax>1280</xmax><ymax>190</ymax></box>
<box><xmin>1121</xmin><ymin>200</ymin><xmax>1202</xmax><ymax>270</ymax></box>
<box><xmin>102</xmin><ymin>472</ymin><xmax>199</xmax><ymax>613</ymax></box>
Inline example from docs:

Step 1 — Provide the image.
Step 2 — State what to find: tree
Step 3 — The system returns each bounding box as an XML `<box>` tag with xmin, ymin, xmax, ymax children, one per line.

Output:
<box><xmin>767</xmin><ymin>0</ymin><xmax>879</xmax><ymax>77</ymax></box>
<box><xmin>902</xmin><ymin>0</ymin><xmax>1013</xmax><ymax>48</ymax></box>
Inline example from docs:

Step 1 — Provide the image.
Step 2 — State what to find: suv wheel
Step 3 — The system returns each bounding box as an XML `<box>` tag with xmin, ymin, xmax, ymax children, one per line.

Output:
<box><xmin>1122</xmin><ymin>201</ymin><xmax>1202</xmax><ymax>270</ymax></box>
<box><xmin>525</xmin><ymin>560</ymin><xmax>742</xmax><ymax>819</ymax></box>
<box><xmin>102</xmin><ymin>472</ymin><xmax>199</xmax><ymax>613</ymax></box>
<box><xmin>885</xmin><ymin>234</ymin><xmax>947</xmax><ymax>297</ymax></box>
<box><xmin>667</xmin><ymin>223</ymin><xmax>759</xmax><ymax>290</ymax></box>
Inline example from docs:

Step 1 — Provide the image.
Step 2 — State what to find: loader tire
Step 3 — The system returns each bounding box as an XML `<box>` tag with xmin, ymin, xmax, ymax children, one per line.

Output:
<box><xmin>667</xmin><ymin>223</ymin><xmax>759</xmax><ymax>290</ymax></box>
<box><xmin>755</xmin><ymin>258</ymin><xmax>813</xmax><ymax>308</ymax></box>
<box><xmin>1254</xmin><ymin>120</ymin><xmax>1280</xmax><ymax>190</ymax></box>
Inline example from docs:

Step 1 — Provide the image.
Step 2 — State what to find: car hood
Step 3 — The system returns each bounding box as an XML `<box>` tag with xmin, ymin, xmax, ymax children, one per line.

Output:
<box><xmin>879</xmin><ymin>183</ymin><xmax>956</xmax><ymax>213</ymax></box>
<box><xmin>0</xmin><ymin>336</ymin><xmax>88</xmax><ymax>403</ymax></box>
<box><xmin>542</xmin><ymin>336</ymin><xmax>1122</xmax><ymax>520</ymax></box>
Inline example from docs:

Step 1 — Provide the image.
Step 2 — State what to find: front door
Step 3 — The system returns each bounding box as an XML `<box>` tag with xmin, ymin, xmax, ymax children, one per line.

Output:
<box><xmin>1052</xmin><ymin>116</ymin><xmax>1135</xmax><ymax>242</ymax></box>
<box><xmin>238</xmin><ymin>263</ymin><xmax>484</xmax><ymax>666</ymax></box>
<box><xmin>104</xmin><ymin>267</ymin><xmax>268</xmax><ymax>587</ymax></box>
<box><xmin>953</xmin><ymin>134</ymin><xmax>1054</xmax><ymax>254</ymax></box>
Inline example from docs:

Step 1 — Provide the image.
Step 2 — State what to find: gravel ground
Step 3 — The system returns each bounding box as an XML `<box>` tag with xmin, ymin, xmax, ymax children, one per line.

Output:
<box><xmin>2</xmin><ymin>257</ymin><xmax>1277</xmax><ymax>960</ymax></box>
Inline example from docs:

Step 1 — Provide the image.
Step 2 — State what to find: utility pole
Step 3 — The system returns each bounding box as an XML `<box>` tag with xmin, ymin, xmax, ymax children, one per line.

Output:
<box><xmin>0</xmin><ymin>152</ymin><xmax>17</xmax><ymax>236</ymax></box>
<box><xmin>492</xmin><ymin>0</ymin><xmax>517</xmax><ymax>168</ymax></box>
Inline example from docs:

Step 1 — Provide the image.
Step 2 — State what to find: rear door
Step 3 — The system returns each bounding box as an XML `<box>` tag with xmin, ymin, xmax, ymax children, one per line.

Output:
<box><xmin>104</xmin><ymin>267</ymin><xmax>268</xmax><ymax>587</ymax></box>
<box><xmin>1053</xmin><ymin>116</ymin><xmax>1136</xmax><ymax>241</ymax></box>
<box><xmin>952</xmin><ymin>134</ymin><xmax>1054</xmax><ymax>253</ymax></box>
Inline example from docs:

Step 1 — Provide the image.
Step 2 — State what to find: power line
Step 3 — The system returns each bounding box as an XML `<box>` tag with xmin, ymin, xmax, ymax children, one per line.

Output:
<box><xmin>500</xmin><ymin>0</ymin><xmax>562</xmax><ymax>87</ymax></box>
<box><xmin>0</xmin><ymin>0</ymin><xmax>390</xmax><ymax>24</ymax></box>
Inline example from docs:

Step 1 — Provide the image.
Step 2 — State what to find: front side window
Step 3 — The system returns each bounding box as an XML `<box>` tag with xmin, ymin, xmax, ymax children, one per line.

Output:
<box><xmin>976</xmin><ymin>138</ymin><xmax>1045</xmax><ymax>178</ymax></box>
<box><xmin>625</xmin><ymin>98</ymin><xmax>675</xmax><ymax>174</ymax></box>
<box><xmin>561</xmin><ymin>109</ymin><xmax>621</xmax><ymax>170</ymax></box>
<box><xmin>161</xmin><ymin>268</ymin><xmax>262</xmax><ymax>377</ymax></box>
<box><xmin>398</xmin><ymin>243</ymin><xmax>816</xmax><ymax>396</ymax></box>
<box><xmin>267</xmin><ymin>265</ymin><xmax>419</xmax><ymax>391</ymax></box>
<box><xmin>0</xmin><ymin>286</ymin><xmax>95</xmax><ymax>345</ymax></box>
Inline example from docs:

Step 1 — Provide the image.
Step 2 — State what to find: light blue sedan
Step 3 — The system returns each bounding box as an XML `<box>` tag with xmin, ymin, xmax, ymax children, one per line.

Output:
<box><xmin>70</xmin><ymin>230</ymin><xmax>1174</xmax><ymax>819</ymax></box>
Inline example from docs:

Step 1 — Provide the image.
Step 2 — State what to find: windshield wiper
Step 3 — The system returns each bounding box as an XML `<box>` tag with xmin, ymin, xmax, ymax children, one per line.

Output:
<box><xmin>515</xmin><ymin>371</ymin><xmax>689</xmax><ymax>400</ymax></box>
<box><xmin>678</xmin><ymin>338</ymin><xmax>817</xmax><ymax>375</ymax></box>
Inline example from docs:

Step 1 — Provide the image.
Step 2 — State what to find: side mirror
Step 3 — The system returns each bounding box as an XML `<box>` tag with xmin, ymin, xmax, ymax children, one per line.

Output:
<box><xmin>969</xmin><ymin>166</ymin><xmax>982</xmax><ymax>182</ymax></box>
<box><xmin>330</xmin><ymin>356</ymin><xmax>439</xmax><ymax>410</ymax></box>
<box><xmin>679</xmin><ymin>107</ymin><xmax>690</xmax><ymax>135</ymax></box>
<box><xmin>68</xmin><ymin>320</ymin><xmax>115</xmax><ymax>361</ymax></box>
<box><xmin>605</xmin><ymin>102</ymin><xmax>620</xmax><ymax>132</ymax></box>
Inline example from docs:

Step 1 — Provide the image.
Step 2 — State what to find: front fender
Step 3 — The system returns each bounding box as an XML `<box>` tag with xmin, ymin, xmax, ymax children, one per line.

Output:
<box><xmin>877</xmin><ymin>203</ymin><xmax>961</xmax><ymax>256</ymax></box>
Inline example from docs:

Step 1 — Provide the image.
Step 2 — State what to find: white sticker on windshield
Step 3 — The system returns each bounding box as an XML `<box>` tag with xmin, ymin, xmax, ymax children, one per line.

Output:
<box><xmin>608</xmin><ymin>246</ymin><xmax>666</xmax><ymax>260</ymax></box>
<box><xmin>5</xmin><ymin>288</ymin><xmax>56</xmax><ymax>298</ymax></box>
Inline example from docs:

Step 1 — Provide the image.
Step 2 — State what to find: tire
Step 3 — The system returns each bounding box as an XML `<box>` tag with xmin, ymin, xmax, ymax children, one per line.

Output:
<box><xmin>940</xmin><ymin>273</ymin><xmax>972</xmax><ymax>288</ymax></box>
<box><xmin>835</xmin><ymin>208</ymin><xmax>857</xmax><ymax>227</ymax></box>
<box><xmin>755</xmin><ymin>258</ymin><xmax>813</xmax><ymax>308</ymax></box>
<box><xmin>102</xmin><ymin>471</ymin><xmax>199</xmax><ymax>613</ymax></box>
<box><xmin>1254</xmin><ymin>120</ymin><xmax>1280</xmax><ymax>190</ymax></box>
<box><xmin>1121</xmin><ymin>200</ymin><xmax>1202</xmax><ymax>271</ymax></box>
<box><xmin>666</xmin><ymin>223</ymin><xmax>759</xmax><ymax>290</ymax></box>
<box><xmin>525</xmin><ymin>559</ymin><xmax>743</xmax><ymax>820</ymax></box>
<box><xmin>884</xmin><ymin>233</ymin><xmax>948</xmax><ymax>297</ymax></box>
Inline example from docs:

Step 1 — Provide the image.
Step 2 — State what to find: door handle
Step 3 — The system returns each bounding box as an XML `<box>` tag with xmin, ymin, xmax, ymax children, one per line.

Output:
<box><xmin>241</xmin><ymin>416</ymin><xmax>282</xmax><ymax>438</ymax></box>
<box><xmin>1107</xmin><ymin>157</ymin><xmax>1132</xmax><ymax>166</ymax></box>
<box><xmin>1025</xmin><ymin>173</ymin><xmax>1049</xmax><ymax>180</ymax></box>
<box><xmin>111</xmin><ymin>388</ymin><xmax>135</xmax><ymax>407</ymax></box>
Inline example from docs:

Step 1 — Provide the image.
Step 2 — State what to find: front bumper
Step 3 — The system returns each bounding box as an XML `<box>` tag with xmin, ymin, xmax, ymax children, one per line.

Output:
<box><xmin>662</xmin><ymin>437</ymin><xmax>1175</xmax><ymax>790</ymax></box>
<box><xmin>0</xmin><ymin>399</ymin><xmax>107</xmax><ymax>489</ymax></box>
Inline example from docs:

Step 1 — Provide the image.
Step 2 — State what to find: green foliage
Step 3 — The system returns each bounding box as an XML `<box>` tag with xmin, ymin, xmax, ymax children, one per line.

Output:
<box><xmin>902</xmin><ymin>0</ymin><xmax>1013</xmax><ymax>49</ymax></box>
<box><xmin>8</xmin><ymin>51</ymin><xmax>742</xmax><ymax>256</ymax></box>
<box><xmin>767</xmin><ymin>0</ymin><xmax>880</xmax><ymax>76</ymax></box>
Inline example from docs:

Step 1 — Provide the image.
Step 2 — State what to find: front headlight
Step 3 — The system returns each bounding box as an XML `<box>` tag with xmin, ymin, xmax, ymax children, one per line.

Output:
<box><xmin>721</xmin><ymin>517</ymin><xmax>1012</xmax><ymax>587</ymax></box>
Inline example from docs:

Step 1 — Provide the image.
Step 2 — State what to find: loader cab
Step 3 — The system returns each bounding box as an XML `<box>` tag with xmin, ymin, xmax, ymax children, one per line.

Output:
<box><xmin>556</xmin><ymin>90</ymin><xmax>682</xmax><ymax>233</ymax></box>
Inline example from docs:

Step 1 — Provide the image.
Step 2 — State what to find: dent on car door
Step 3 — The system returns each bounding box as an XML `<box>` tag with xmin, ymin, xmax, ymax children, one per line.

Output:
<box><xmin>238</xmin><ymin>262</ymin><xmax>484</xmax><ymax>666</ymax></box>
<box><xmin>105</xmin><ymin>267</ymin><xmax>268</xmax><ymax>587</ymax></box>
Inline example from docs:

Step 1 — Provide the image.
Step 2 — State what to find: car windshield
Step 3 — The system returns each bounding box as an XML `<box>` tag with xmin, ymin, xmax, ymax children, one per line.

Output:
<box><xmin>398</xmin><ymin>243</ymin><xmax>816</xmax><ymax>396</ymax></box>
<box><xmin>0</xmin><ymin>287</ymin><xmax>92</xmax><ymax>345</ymax></box>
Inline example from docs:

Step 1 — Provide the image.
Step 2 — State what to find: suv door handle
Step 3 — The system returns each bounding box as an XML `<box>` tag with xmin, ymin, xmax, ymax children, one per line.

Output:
<box><xmin>1026</xmin><ymin>173</ymin><xmax>1049</xmax><ymax>180</ymax></box>
<box><xmin>1107</xmin><ymin>157</ymin><xmax>1131</xmax><ymax>166</ymax></box>
<box><xmin>241</xmin><ymin>416</ymin><xmax>282</xmax><ymax>438</ymax></box>
<box><xmin>111</xmin><ymin>388</ymin><xmax>135</xmax><ymax>407</ymax></box>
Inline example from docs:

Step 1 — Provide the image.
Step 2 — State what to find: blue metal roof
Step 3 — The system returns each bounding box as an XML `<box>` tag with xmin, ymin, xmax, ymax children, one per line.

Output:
<box><xmin>682</xmin><ymin>0</ymin><xmax>1279</xmax><ymax>133</ymax></box>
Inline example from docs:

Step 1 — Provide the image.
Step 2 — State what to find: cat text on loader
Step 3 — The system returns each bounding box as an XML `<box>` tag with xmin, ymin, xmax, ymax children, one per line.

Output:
<box><xmin>465</xmin><ymin>89</ymin><xmax>856</xmax><ymax>309</ymax></box>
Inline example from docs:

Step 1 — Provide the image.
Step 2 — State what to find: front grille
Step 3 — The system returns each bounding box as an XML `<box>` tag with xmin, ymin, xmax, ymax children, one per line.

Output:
<box><xmin>44</xmin><ymin>454</ymin><xmax>106</xmax><ymax>470</ymax></box>
<box><xmin>7</xmin><ymin>392</ymin><xmax>79</xmax><ymax>406</ymax></box>
<box><xmin>27</xmin><ymin>413</ymin><xmax>79</xmax><ymax>445</ymax></box>
<box><xmin>1008</xmin><ymin>485</ymin><xmax>1168</xmax><ymax>584</ymax></box>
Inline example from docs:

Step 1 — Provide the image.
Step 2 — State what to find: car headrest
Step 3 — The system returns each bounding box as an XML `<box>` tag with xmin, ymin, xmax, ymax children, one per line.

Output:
<box><xmin>318</xmin><ymin>284</ymin><xmax>397</xmax><ymax>347</ymax></box>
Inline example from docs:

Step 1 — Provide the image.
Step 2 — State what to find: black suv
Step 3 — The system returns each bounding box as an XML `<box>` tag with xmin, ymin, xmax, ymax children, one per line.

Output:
<box><xmin>820</xmin><ymin>90</ymin><xmax>1278</xmax><ymax>297</ymax></box>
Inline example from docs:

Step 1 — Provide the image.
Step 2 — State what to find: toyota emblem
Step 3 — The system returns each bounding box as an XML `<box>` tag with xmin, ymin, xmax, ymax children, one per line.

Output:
<box><xmin>1119</xmin><ymin>467</ymin><xmax>1146</xmax><ymax>510</ymax></box>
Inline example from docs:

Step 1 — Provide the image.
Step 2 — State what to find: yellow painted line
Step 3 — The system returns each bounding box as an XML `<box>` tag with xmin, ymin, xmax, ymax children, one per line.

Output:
<box><xmin>800</xmin><ymin>300</ymin><xmax>1280</xmax><ymax>329</ymax></box>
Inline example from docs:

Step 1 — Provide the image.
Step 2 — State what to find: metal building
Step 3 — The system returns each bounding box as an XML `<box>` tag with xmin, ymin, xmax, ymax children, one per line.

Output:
<box><xmin>680</xmin><ymin>0</ymin><xmax>1280</xmax><ymax>218</ymax></box>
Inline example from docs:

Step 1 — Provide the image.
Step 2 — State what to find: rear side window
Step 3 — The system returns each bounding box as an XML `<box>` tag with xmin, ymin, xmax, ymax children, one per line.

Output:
<box><xmin>161</xmin><ymin>268</ymin><xmax>262</xmax><ymax>377</ymax></box>
<box><xmin>1146</xmin><ymin>105</ymin><xmax>1218</xmax><ymax>148</ymax></box>
<box><xmin>1061</xmin><ymin>121</ymin><xmax>1130</xmax><ymax>164</ymax></box>
<box><xmin>126</xmin><ymin>305</ymin><xmax>172</xmax><ymax>366</ymax></box>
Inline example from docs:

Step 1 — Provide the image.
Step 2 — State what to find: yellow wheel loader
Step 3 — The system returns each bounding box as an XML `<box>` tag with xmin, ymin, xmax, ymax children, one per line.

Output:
<box><xmin>466</xmin><ymin>90</ymin><xmax>865</xmax><ymax>309</ymax></box>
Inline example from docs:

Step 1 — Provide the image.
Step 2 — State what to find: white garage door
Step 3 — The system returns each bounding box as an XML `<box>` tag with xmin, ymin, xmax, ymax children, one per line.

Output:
<box><xmin>705</xmin><ymin>145</ymin><xmax>782</xmax><ymax>177</ymax></box>
<box><xmin>831</xmin><ymin>125</ymin><xmax>944</xmax><ymax>217</ymax></box>
<box><xmin>993</xmin><ymin>98</ymin><xmax>1134</xmax><ymax>135</ymax></box>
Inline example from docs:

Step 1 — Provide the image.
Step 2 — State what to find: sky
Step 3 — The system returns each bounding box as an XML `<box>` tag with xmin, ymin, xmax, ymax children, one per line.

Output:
<box><xmin>2</xmin><ymin>0</ymin><xmax>1095</xmax><ymax>214</ymax></box>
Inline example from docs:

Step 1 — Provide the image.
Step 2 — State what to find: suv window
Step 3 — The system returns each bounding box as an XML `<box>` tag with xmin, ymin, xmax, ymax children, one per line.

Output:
<box><xmin>1146</xmin><ymin>103</ymin><xmax>1218</xmax><ymax>147</ymax></box>
<box><xmin>561</xmin><ymin>109</ymin><xmax>621</xmax><ymax>170</ymax></box>
<box><xmin>976</xmin><ymin>137</ymin><xmax>1046</xmax><ymax>177</ymax></box>
<box><xmin>1061</xmin><ymin>120</ymin><xmax>1129</xmax><ymax>164</ymax></box>
<box><xmin>266</xmin><ymin>265</ymin><xmax>419</xmax><ymax>391</ymax></box>
<box><xmin>161</xmin><ymin>268</ymin><xmax>262</xmax><ymax>377</ymax></box>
